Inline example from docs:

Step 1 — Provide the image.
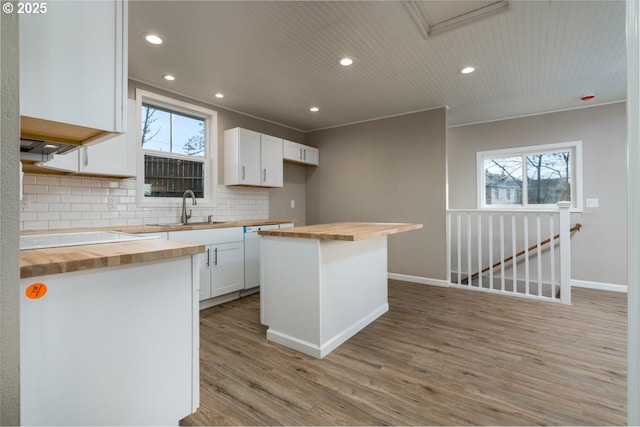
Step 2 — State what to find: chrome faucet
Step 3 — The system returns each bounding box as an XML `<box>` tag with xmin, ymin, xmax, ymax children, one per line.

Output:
<box><xmin>181</xmin><ymin>190</ymin><xmax>197</xmax><ymax>224</ymax></box>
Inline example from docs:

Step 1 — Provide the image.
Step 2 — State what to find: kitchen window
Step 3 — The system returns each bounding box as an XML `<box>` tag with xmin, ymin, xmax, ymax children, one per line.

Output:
<box><xmin>136</xmin><ymin>89</ymin><xmax>217</xmax><ymax>206</ymax></box>
<box><xmin>477</xmin><ymin>141</ymin><xmax>583</xmax><ymax>211</ymax></box>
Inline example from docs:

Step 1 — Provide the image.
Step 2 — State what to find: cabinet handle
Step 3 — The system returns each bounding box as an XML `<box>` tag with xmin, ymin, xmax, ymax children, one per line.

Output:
<box><xmin>206</xmin><ymin>248</ymin><xmax>210</xmax><ymax>267</ymax></box>
<box><xmin>241</xmin><ymin>165</ymin><xmax>245</xmax><ymax>180</ymax></box>
<box><xmin>299</xmin><ymin>148</ymin><xmax>303</xmax><ymax>160</ymax></box>
<box><xmin>214</xmin><ymin>247</ymin><xmax>218</xmax><ymax>266</ymax></box>
<box><xmin>263</xmin><ymin>168</ymin><xmax>267</xmax><ymax>182</ymax></box>
<box><xmin>303</xmin><ymin>149</ymin><xmax>306</xmax><ymax>161</ymax></box>
<box><xmin>84</xmin><ymin>147</ymin><xmax>89</xmax><ymax>166</ymax></box>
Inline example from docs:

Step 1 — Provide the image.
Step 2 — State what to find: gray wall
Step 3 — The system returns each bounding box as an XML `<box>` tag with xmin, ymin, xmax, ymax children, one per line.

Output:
<box><xmin>305</xmin><ymin>108</ymin><xmax>447</xmax><ymax>280</ymax></box>
<box><xmin>268</xmin><ymin>163</ymin><xmax>307</xmax><ymax>225</ymax></box>
<box><xmin>1</xmin><ymin>7</ymin><xmax>21</xmax><ymax>425</ymax></box>
<box><xmin>448</xmin><ymin>102</ymin><xmax>627</xmax><ymax>286</ymax></box>
<box><xmin>128</xmin><ymin>80</ymin><xmax>306</xmax><ymax>223</ymax></box>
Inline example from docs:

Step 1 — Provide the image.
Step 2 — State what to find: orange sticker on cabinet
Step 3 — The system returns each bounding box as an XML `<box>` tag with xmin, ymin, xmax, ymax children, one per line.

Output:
<box><xmin>25</xmin><ymin>283</ymin><xmax>47</xmax><ymax>299</ymax></box>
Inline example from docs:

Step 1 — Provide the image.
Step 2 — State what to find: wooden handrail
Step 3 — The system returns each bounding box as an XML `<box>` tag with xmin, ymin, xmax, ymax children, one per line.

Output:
<box><xmin>461</xmin><ymin>223</ymin><xmax>582</xmax><ymax>285</ymax></box>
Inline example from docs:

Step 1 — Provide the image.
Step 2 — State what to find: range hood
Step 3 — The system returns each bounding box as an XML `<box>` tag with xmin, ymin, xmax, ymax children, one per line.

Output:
<box><xmin>19</xmin><ymin>115</ymin><xmax>118</xmax><ymax>162</ymax></box>
<box><xmin>20</xmin><ymin>137</ymin><xmax>79</xmax><ymax>162</ymax></box>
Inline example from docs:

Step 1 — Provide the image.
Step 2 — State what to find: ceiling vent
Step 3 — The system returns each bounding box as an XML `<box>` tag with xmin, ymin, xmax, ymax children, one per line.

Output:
<box><xmin>404</xmin><ymin>0</ymin><xmax>510</xmax><ymax>40</ymax></box>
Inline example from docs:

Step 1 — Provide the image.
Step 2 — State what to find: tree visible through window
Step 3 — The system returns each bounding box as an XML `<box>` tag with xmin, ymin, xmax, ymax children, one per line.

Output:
<box><xmin>478</xmin><ymin>142</ymin><xmax>582</xmax><ymax>209</ymax></box>
<box><xmin>141</xmin><ymin>103</ymin><xmax>207</xmax><ymax>198</ymax></box>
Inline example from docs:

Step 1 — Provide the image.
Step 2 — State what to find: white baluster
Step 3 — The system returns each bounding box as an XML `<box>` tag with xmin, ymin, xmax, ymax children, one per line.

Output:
<box><xmin>558</xmin><ymin>201</ymin><xmax>572</xmax><ymax>304</ymax></box>
<box><xmin>467</xmin><ymin>214</ymin><xmax>472</xmax><ymax>286</ymax></box>
<box><xmin>537</xmin><ymin>214</ymin><xmax>542</xmax><ymax>297</ymax></box>
<box><xmin>477</xmin><ymin>214</ymin><xmax>483</xmax><ymax>289</ymax></box>
<box><xmin>524</xmin><ymin>215</ymin><xmax>529</xmax><ymax>295</ymax></box>
<box><xmin>550</xmin><ymin>215</ymin><xmax>556</xmax><ymax>299</ymax></box>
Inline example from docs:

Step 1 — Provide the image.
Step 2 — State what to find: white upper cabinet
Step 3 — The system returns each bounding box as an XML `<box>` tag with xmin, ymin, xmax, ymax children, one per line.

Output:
<box><xmin>283</xmin><ymin>140</ymin><xmax>319</xmax><ymax>166</ymax></box>
<box><xmin>37</xmin><ymin>99</ymin><xmax>136</xmax><ymax>177</ymax></box>
<box><xmin>78</xmin><ymin>99</ymin><xmax>137</xmax><ymax>176</ymax></box>
<box><xmin>224</xmin><ymin>128</ymin><xmax>283</xmax><ymax>187</ymax></box>
<box><xmin>19</xmin><ymin>0</ymin><xmax>127</xmax><ymax>143</ymax></box>
<box><xmin>260</xmin><ymin>134</ymin><xmax>284</xmax><ymax>187</ymax></box>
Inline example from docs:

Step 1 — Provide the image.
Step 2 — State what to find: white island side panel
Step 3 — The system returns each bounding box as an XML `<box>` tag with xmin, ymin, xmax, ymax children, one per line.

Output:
<box><xmin>319</xmin><ymin>236</ymin><xmax>388</xmax><ymax>345</ymax></box>
<box><xmin>261</xmin><ymin>235</ymin><xmax>389</xmax><ymax>358</ymax></box>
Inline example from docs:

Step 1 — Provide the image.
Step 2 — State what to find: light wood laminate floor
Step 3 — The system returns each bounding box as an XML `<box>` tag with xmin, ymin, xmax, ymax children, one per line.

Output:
<box><xmin>181</xmin><ymin>280</ymin><xmax>626</xmax><ymax>426</ymax></box>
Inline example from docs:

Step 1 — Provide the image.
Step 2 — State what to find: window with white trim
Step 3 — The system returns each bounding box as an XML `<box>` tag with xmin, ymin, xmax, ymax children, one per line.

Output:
<box><xmin>477</xmin><ymin>141</ymin><xmax>583</xmax><ymax>210</ymax></box>
<box><xmin>136</xmin><ymin>89</ymin><xmax>217</xmax><ymax>206</ymax></box>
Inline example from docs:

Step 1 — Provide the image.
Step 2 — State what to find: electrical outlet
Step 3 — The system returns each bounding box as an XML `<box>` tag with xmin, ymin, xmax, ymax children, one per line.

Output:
<box><xmin>107</xmin><ymin>196</ymin><xmax>117</xmax><ymax>209</ymax></box>
<box><xmin>22</xmin><ymin>194</ymin><xmax>31</xmax><ymax>208</ymax></box>
<box><xmin>586</xmin><ymin>198</ymin><xmax>599</xmax><ymax>208</ymax></box>
<box><xmin>290</xmin><ymin>200</ymin><xmax>295</xmax><ymax>208</ymax></box>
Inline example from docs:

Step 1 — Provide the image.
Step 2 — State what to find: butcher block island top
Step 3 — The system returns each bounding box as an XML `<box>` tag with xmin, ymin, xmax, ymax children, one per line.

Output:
<box><xmin>258</xmin><ymin>222</ymin><xmax>423</xmax><ymax>241</ymax></box>
<box><xmin>20</xmin><ymin>239</ymin><xmax>205</xmax><ymax>279</ymax></box>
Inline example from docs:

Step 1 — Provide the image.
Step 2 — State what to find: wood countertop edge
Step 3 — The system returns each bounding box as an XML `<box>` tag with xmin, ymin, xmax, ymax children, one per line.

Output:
<box><xmin>20</xmin><ymin>240</ymin><xmax>205</xmax><ymax>279</ymax></box>
<box><xmin>259</xmin><ymin>222</ymin><xmax>423</xmax><ymax>240</ymax></box>
<box><xmin>20</xmin><ymin>219</ymin><xmax>298</xmax><ymax>235</ymax></box>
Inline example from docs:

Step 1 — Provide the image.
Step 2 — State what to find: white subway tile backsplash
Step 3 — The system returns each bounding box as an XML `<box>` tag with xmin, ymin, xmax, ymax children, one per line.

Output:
<box><xmin>20</xmin><ymin>174</ymin><xmax>270</xmax><ymax>231</ymax></box>
<box><xmin>60</xmin><ymin>212</ymin><xmax>82</xmax><ymax>220</ymax></box>
<box><xmin>60</xmin><ymin>177</ymin><xmax>83</xmax><ymax>187</ymax></box>
<box><xmin>60</xmin><ymin>195</ymin><xmax>83</xmax><ymax>203</ymax></box>
<box><xmin>22</xmin><ymin>175</ymin><xmax>36</xmax><ymax>185</ymax></box>
<box><xmin>48</xmin><ymin>203</ymin><xmax>71</xmax><ymax>212</ymax></box>
<box><xmin>36</xmin><ymin>194</ymin><xmax>60</xmax><ymax>203</ymax></box>
<box><xmin>24</xmin><ymin>184</ymin><xmax>49</xmax><ymax>194</ymax></box>
<box><xmin>81</xmin><ymin>211</ymin><xmax>101</xmax><ymax>220</ymax></box>
<box><xmin>91</xmin><ymin>187</ymin><xmax>109</xmax><ymax>196</ymax></box>
<box><xmin>35</xmin><ymin>176</ymin><xmax>60</xmax><ymax>185</ymax></box>
<box><xmin>71</xmin><ymin>187</ymin><xmax>92</xmax><ymax>195</ymax></box>
<box><xmin>37</xmin><ymin>211</ymin><xmax>61</xmax><ymax>221</ymax></box>
<box><xmin>48</xmin><ymin>186</ymin><xmax>71</xmax><ymax>195</ymax></box>
<box><xmin>48</xmin><ymin>220</ymin><xmax>71</xmax><ymax>229</ymax></box>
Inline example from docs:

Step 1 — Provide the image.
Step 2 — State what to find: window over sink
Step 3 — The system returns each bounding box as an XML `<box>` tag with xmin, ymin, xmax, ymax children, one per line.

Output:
<box><xmin>135</xmin><ymin>89</ymin><xmax>218</xmax><ymax>206</ymax></box>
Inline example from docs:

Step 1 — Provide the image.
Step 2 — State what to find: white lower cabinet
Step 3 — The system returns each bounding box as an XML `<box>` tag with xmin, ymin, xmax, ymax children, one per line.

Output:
<box><xmin>20</xmin><ymin>255</ymin><xmax>199</xmax><ymax>425</ymax></box>
<box><xmin>209</xmin><ymin>242</ymin><xmax>245</xmax><ymax>297</ymax></box>
<box><xmin>168</xmin><ymin>228</ymin><xmax>244</xmax><ymax>302</ymax></box>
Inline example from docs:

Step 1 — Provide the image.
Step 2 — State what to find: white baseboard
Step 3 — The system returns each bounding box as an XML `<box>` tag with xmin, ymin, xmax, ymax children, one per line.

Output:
<box><xmin>571</xmin><ymin>279</ymin><xmax>627</xmax><ymax>293</ymax></box>
<box><xmin>388</xmin><ymin>272</ymin><xmax>449</xmax><ymax>287</ymax></box>
<box><xmin>388</xmin><ymin>274</ymin><xmax>627</xmax><ymax>294</ymax></box>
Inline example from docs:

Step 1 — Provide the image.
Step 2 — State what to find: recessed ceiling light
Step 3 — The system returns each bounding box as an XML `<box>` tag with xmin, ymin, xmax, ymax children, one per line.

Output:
<box><xmin>339</xmin><ymin>57</ymin><xmax>354</xmax><ymax>66</ymax></box>
<box><xmin>310</xmin><ymin>106</ymin><xmax>319</xmax><ymax>112</ymax></box>
<box><xmin>163</xmin><ymin>74</ymin><xmax>175</xmax><ymax>81</ymax></box>
<box><xmin>43</xmin><ymin>144</ymin><xmax>59</xmax><ymax>149</ymax></box>
<box><xmin>460</xmin><ymin>66</ymin><xmax>476</xmax><ymax>74</ymax></box>
<box><xmin>144</xmin><ymin>34</ymin><xmax>163</xmax><ymax>45</ymax></box>
<box><xmin>214</xmin><ymin>92</ymin><xmax>224</xmax><ymax>99</ymax></box>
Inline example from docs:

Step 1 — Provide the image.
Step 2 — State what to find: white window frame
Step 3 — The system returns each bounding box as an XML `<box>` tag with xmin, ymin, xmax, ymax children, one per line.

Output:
<box><xmin>135</xmin><ymin>89</ymin><xmax>218</xmax><ymax>207</ymax></box>
<box><xmin>476</xmin><ymin>141</ymin><xmax>583</xmax><ymax>211</ymax></box>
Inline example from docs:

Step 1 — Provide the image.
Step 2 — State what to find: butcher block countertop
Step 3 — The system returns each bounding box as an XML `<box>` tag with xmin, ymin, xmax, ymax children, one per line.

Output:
<box><xmin>19</xmin><ymin>219</ymin><xmax>294</xmax><ymax>279</ymax></box>
<box><xmin>20</xmin><ymin>219</ymin><xmax>296</xmax><ymax>235</ymax></box>
<box><xmin>20</xmin><ymin>239</ymin><xmax>205</xmax><ymax>279</ymax></box>
<box><xmin>258</xmin><ymin>222</ymin><xmax>423</xmax><ymax>241</ymax></box>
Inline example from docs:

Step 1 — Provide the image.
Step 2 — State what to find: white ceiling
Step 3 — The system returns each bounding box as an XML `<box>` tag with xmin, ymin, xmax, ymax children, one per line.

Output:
<box><xmin>128</xmin><ymin>0</ymin><xmax>626</xmax><ymax>131</ymax></box>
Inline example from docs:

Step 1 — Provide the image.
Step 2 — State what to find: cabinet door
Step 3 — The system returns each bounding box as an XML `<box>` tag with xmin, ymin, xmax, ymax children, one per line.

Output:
<box><xmin>19</xmin><ymin>0</ymin><xmax>127</xmax><ymax>133</ymax></box>
<box><xmin>79</xmin><ymin>100</ymin><xmax>136</xmax><ymax>176</ymax></box>
<box><xmin>199</xmin><ymin>246</ymin><xmax>213</xmax><ymax>301</ymax></box>
<box><xmin>260</xmin><ymin>134</ymin><xmax>283</xmax><ymax>187</ymax></box>
<box><xmin>302</xmin><ymin>146</ymin><xmax>319</xmax><ymax>166</ymax></box>
<box><xmin>238</xmin><ymin>130</ymin><xmax>261</xmax><ymax>185</ymax></box>
<box><xmin>283</xmin><ymin>140</ymin><xmax>303</xmax><ymax>162</ymax></box>
<box><xmin>225</xmin><ymin>128</ymin><xmax>260</xmax><ymax>186</ymax></box>
<box><xmin>211</xmin><ymin>241</ymin><xmax>245</xmax><ymax>297</ymax></box>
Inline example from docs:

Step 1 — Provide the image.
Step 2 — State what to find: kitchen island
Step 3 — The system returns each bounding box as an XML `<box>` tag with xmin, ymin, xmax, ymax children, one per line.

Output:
<box><xmin>259</xmin><ymin>222</ymin><xmax>422</xmax><ymax>358</ymax></box>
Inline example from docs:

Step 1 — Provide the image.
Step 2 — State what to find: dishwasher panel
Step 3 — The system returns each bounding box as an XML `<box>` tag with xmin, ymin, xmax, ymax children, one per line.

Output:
<box><xmin>244</xmin><ymin>224</ymin><xmax>279</xmax><ymax>290</ymax></box>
